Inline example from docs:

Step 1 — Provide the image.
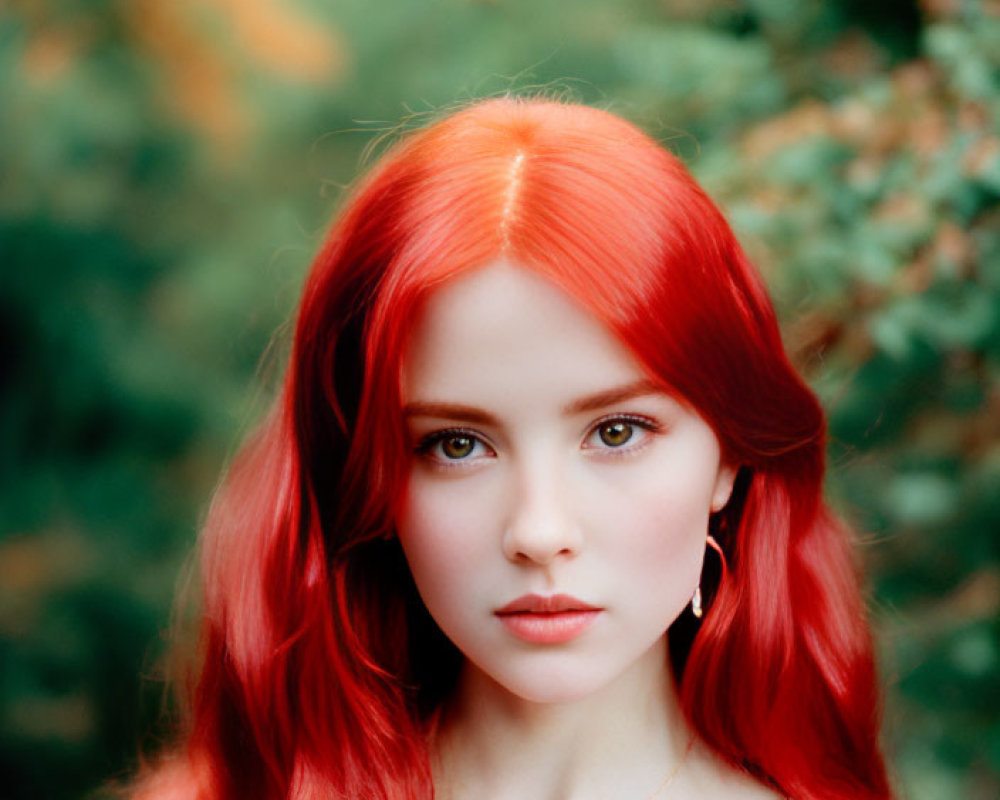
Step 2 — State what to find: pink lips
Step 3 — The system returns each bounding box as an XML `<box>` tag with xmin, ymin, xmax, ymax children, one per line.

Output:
<box><xmin>495</xmin><ymin>593</ymin><xmax>602</xmax><ymax>644</ymax></box>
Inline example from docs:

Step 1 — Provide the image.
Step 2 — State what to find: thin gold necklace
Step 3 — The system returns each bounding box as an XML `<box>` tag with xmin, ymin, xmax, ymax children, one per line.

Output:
<box><xmin>644</xmin><ymin>733</ymin><xmax>695</xmax><ymax>800</ymax></box>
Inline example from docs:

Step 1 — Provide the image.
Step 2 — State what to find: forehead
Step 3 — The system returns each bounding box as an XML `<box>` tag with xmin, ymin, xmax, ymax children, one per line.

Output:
<box><xmin>401</xmin><ymin>260</ymin><xmax>650</xmax><ymax>405</ymax></box>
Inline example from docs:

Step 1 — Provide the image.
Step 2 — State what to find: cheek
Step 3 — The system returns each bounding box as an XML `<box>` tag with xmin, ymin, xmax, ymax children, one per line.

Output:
<box><xmin>591</xmin><ymin>464</ymin><xmax>714</xmax><ymax>544</ymax></box>
<box><xmin>583</xmin><ymin>458</ymin><xmax>717</xmax><ymax>589</ymax></box>
<box><xmin>616</xmin><ymin>489</ymin><xmax>708</xmax><ymax>579</ymax></box>
<box><xmin>614</xmin><ymin>489</ymin><xmax>710</xmax><ymax>628</ymax></box>
<box><xmin>394</xmin><ymin>475</ymin><xmax>492</xmax><ymax>602</ymax></box>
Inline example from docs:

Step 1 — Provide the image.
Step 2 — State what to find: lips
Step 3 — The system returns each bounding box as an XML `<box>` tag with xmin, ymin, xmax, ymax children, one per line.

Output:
<box><xmin>495</xmin><ymin>594</ymin><xmax>603</xmax><ymax>644</ymax></box>
<box><xmin>496</xmin><ymin>593</ymin><xmax>601</xmax><ymax>615</ymax></box>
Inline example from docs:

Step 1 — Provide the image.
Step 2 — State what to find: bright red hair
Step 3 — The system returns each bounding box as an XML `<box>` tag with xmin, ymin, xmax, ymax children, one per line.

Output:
<box><xmin>131</xmin><ymin>96</ymin><xmax>894</xmax><ymax>800</ymax></box>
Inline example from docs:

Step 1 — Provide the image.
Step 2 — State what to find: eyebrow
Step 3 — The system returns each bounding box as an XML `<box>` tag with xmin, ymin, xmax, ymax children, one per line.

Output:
<box><xmin>402</xmin><ymin>378</ymin><xmax>666</xmax><ymax>424</ymax></box>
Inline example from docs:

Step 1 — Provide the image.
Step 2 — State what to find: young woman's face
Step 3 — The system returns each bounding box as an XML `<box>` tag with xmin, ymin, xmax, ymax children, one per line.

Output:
<box><xmin>395</xmin><ymin>261</ymin><xmax>735</xmax><ymax>704</ymax></box>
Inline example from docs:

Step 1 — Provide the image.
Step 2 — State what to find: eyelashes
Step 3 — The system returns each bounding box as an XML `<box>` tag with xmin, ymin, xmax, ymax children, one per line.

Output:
<box><xmin>415</xmin><ymin>428</ymin><xmax>495</xmax><ymax>464</ymax></box>
<box><xmin>413</xmin><ymin>414</ymin><xmax>663</xmax><ymax>468</ymax></box>
<box><xmin>582</xmin><ymin>414</ymin><xmax>661</xmax><ymax>452</ymax></box>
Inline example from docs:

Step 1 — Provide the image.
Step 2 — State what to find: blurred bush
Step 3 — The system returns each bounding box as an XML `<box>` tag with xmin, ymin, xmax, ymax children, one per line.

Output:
<box><xmin>0</xmin><ymin>1</ymin><xmax>996</xmax><ymax>799</ymax></box>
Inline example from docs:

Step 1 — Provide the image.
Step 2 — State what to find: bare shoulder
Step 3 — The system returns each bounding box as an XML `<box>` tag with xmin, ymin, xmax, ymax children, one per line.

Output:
<box><xmin>684</xmin><ymin>738</ymin><xmax>788</xmax><ymax>800</ymax></box>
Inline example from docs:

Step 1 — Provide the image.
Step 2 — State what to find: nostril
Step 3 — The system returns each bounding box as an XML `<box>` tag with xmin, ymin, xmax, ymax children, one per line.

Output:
<box><xmin>504</xmin><ymin>524</ymin><xmax>581</xmax><ymax>566</ymax></box>
<box><xmin>501</xmin><ymin>472</ymin><xmax>582</xmax><ymax>564</ymax></box>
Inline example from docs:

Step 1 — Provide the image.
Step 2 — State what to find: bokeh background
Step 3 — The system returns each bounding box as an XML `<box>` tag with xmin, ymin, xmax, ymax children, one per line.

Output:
<box><xmin>1</xmin><ymin>1</ymin><xmax>998</xmax><ymax>798</ymax></box>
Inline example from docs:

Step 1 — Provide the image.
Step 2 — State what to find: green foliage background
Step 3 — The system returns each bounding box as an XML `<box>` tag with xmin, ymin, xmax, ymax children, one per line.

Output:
<box><xmin>1</xmin><ymin>1</ymin><xmax>997</xmax><ymax>798</ymax></box>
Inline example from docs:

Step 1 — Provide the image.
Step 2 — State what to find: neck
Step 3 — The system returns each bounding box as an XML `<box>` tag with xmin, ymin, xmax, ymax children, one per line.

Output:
<box><xmin>431</xmin><ymin>636</ymin><xmax>696</xmax><ymax>800</ymax></box>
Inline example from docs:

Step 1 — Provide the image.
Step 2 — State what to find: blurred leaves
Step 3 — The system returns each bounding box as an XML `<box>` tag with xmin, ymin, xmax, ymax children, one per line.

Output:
<box><xmin>695</xmin><ymin>5</ymin><xmax>1000</xmax><ymax>797</ymax></box>
<box><xmin>1</xmin><ymin>1</ymin><xmax>998</xmax><ymax>799</ymax></box>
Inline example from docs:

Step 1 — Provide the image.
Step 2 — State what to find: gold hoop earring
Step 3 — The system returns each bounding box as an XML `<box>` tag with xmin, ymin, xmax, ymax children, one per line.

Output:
<box><xmin>706</xmin><ymin>533</ymin><xmax>725</xmax><ymax>564</ymax></box>
<box><xmin>691</xmin><ymin>534</ymin><xmax>726</xmax><ymax>619</ymax></box>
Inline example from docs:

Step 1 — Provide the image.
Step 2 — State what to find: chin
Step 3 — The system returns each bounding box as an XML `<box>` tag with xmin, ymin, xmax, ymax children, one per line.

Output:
<box><xmin>511</xmin><ymin>684</ymin><xmax>606</xmax><ymax>705</ymax></box>
<box><xmin>479</xmin><ymin>661</ymin><xmax>619</xmax><ymax>705</ymax></box>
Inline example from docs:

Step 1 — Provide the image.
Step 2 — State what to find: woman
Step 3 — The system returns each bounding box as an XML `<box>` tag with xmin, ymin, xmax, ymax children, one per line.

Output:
<box><xmin>132</xmin><ymin>96</ymin><xmax>895</xmax><ymax>800</ymax></box>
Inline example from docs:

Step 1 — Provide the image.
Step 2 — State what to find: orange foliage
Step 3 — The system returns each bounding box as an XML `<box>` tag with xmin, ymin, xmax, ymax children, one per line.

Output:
<box><xmin>213</xmin><ymin>0</ymin><xmax>346</xmax><ymax>81</ymax></box>
<box><xmin>126</xmin><ymin>0</ymin><xmax>246</xmax><ymax>151</ymax></box>
<box><xmin>21</xmin><ymin>28</ymin><xmax>88</xmax><ymax>83</ymax></box>
<box><xmin>124</xmin><ymin>0</ymin><xmax>346</xmax><ymax>152</ymax></box>
<box><xmin>15</xmin><ymin>0</ymin><xmax>347</xmax><ymax>153</ymax></box>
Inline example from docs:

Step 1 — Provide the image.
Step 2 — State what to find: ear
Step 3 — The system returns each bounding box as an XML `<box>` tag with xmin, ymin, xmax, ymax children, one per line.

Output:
<box><xmin>711</xmin><ymin>462</ymin><xmax>738</xmax><ymax>513</ymax></box>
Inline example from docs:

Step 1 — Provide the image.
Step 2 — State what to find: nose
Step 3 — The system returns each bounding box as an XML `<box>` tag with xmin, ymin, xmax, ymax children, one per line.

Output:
<box><xmin>501</xmin><ymin>459</ymin><xmax>583</xmax><ymax>566</ymax></box>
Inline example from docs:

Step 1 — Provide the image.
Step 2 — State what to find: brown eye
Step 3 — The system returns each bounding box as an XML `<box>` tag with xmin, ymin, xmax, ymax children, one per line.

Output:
<box><xmin>441</xmin><ymin>436</ymin><xmax>475</xmax><ymax>459</ymax></box>
<box><xmin>598</xmin><ymin>421</ymin><xmax>633</xmax><ymax>447</ymax></box>
<box><xmin>415</xmin><ymin>429</ymin><xmax>494</xmax><ymax>466</ymax></box>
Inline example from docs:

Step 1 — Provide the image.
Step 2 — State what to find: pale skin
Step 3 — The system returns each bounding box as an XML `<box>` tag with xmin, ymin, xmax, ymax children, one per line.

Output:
<box><xmin>396</xmin><ymin>261</ymin><xmax>785</xmax><ymax>800</ymax></box>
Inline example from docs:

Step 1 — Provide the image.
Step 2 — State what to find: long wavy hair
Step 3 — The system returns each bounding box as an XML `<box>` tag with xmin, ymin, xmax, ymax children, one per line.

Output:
<box><xmin>131</xmin><ymin>96</ymin><xmax>894</xmax><ymax>800</ymax></box>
